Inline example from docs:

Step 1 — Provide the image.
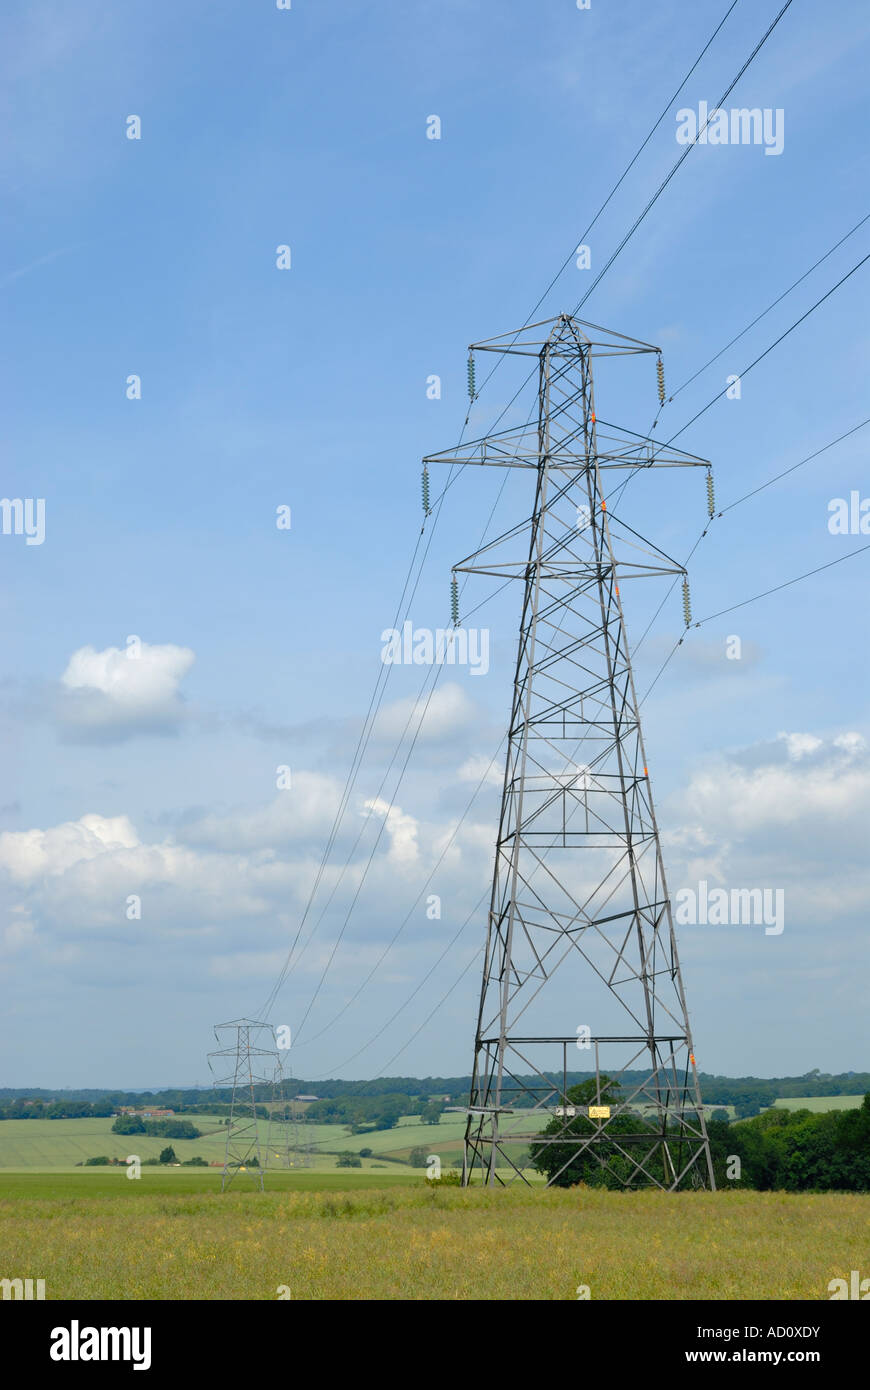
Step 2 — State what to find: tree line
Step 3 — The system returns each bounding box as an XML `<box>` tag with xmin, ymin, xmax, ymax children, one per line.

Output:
<box><xmin>530</xmin><ymin>1080</ymin><xmax>870</xmax><ymax>1192</ymax></box>
<box><xmin>2</xmin><ymin>1069</ymin><xmax>867</xmax><ymax>1125</ymax></box>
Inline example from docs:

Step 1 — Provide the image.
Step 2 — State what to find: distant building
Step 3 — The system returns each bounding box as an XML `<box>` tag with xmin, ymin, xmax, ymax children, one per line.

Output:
<box><xmin>295</xmin><ymin>1095</ymin><xmax>319</xmax><ymax>1102</ymax></box>
<box><xmin>116</xmin><ymin>1107</ymin><xmax>175</xmax><ymax>1119</ymax></box>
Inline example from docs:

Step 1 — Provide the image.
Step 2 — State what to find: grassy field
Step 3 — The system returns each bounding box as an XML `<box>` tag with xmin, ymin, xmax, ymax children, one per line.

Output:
<box><xmin>0</xmin><ymin>1112</ymin><xmax>538</xmax><ymax>1172</ymax></box>
<box><xmin>0</xmin><ymin>1174</ymin><xmax>865</xmax><ymax>1300</ymax></box>
<box><xmin>0</xmin><ymin>1169</ymin><xmax>423</xmax><ymax>1197</ymax></box>
<box><xmin>0</xmin><ymin>1113</ymin><xmax>472</xmax><ymax>1171</ymax></box>
<box><xmin>0</xmin><ymin>1097</ymin><xmax>859</xmax><ymax>1172</ymax></box>
<box><xmin>0</xmin><ymin>1107</ymin><xmax>743</xmax><ymax>1172</ymax></box>
<box><xmin>772</xmin><ymin>1095</ymin><xmax>866</xmax><ymax>1112</ymax></box>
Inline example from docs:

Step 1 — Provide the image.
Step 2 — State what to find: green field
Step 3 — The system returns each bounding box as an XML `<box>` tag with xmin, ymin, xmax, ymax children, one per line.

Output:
<box><xmin>0</xmin><ymin>1169</ymin><xmax>422</xmax><ymax>1197</ymax></box>
<box><xmin>772</xmin><ymin>1095</ymin><xmax>866</xmax><ymax>1112</ymax></box>
<box><xmin>10</xmin><ymin>1101</ymin><xmax>863</xmax><ymax>1172</ymax></box>
<box><xmin>0</xmin><ymin>1173</ymin><xmax>865</xmax><ymax>1300</ymax></box>
<box><xmin>2</xmin><ymin>1095</ymin><xmax>860</xmax><ymax>1174</ymax></box>
<box><xmin>0</xmin><ymin>1113</ymin><xmax>535</xmax><ymax>1172</ymax></box>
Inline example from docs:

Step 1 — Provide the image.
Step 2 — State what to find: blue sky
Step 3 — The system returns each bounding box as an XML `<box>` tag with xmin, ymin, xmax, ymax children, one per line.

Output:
<box><xmin>2</xmin><ymin>0</ymin><xmax>869</xmax><ymax>1088</ymax></box>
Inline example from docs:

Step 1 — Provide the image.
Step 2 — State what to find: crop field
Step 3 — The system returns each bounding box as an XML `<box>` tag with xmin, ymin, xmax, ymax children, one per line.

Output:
<box><xmin>0</xmin><ymin>1095</ymin><xmax>860</xmax><ymax>1175</ymax></box>
<box><xmin>771</xmin><ymin>1095</ymin><xmax>866</xmax><ymax>1112</ymax></box>
<box><xmin>7</xmin><ymin>1100</ymin><xmax>860</xmax><ymax>1173</ymax></box>
<box><xmin>0</xmin><ymin>1105</ymin><xmax>757</xmax><ymax>1173</ymax></box>
<box><xmin>0</xmin><ymin>1175</ymin><xmax>866</xmax><ymax>1300</ymax></box>
<box><xmin>0</xmin><ymin>1113</ymin><xmax>541</xmax><ymax>1172</ymax></box>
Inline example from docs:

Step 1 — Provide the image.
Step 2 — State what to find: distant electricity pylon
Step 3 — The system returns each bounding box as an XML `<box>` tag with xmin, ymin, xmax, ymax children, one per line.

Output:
<box><xmin>424</xmin><ymin>314</ymin><xmax>715</xmax><ymax>1191</ymax></box>
<box><xmin>208</xmin><ymin>1018</ymin><xmax>275</xmax><ymax>1191</ymax></box>
<box><xmin>266</xmin><ymin>1056</ymin><xmax>311</xmax><ymax>1171</ymax></box>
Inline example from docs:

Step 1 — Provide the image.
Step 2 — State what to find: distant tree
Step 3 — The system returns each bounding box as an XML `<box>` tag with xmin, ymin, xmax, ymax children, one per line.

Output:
<box><xmin>111</xmin><ymin>1115</ymin><xmax>146</xmax><ymax>1135</ymax></box>
<box><xmin>358</xmin><ymin>1147</ymin><xmax>373</xmax><ymax>1158</ymax></box>
<box><xmin>409</xmin><ymin>1146</ymin><xmax>429</xmax><ymax>1168</ymax></box>
<box><xmin>336</xmin><ymin>1152</ymin><xmax>362</xmax><ymax>1168</ymax></box>
<box><xmin>420</xmin><ymin>1101</ymin><xmax>444</xmax><ymax>1125</ymax></box>
<box><xmin>158</xmin><ymin>1146</ymin><xmax>177</xmax><ymax>1164</ymax></box>
<box><xmin>710</xmin><ymin>1108</ymin><xmax>731</xmax><ymax>1125</ymax></box>
<box><xmin>374</xmin><ymin>1100</ymin><xmax>404</xmax><ymax>1130</ymax></box>
<box><xmin>144</xmin><ymin>1119</ymin><xmax>201</xmax><ymax>1140</ymax></box>
<box><xmin>529</xmin><ymin>1078</ymin><xmax>637</xmax><ymax>1188</ymax></box>
<box><xmin>84</xmin><ymin>1155</ymin><xmax>110</xmax><ymax>1165</ymax></box>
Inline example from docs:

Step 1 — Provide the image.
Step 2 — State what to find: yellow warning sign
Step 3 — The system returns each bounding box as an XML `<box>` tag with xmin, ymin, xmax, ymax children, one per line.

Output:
<box><xmin>588</xmin><ymin>1105</ymin><xmax>611</xmax><ymax>1119</ymax></box>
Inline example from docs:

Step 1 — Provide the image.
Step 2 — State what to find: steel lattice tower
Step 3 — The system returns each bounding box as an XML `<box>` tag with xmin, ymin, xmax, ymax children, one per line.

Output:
<box><xmin>266</xmin><ymin>1058</ymin><xmax>311</xmax><ymax>1171</ymax></box>
<box><xmin>208</xmin><ymin>1018</ymin><xmax>275</xmax><ymax>1191</ymax></box>
<box><xmin>424</xmin><ymin>315</ymin><xmax>715</xmax><ymax>1190</ymax></box>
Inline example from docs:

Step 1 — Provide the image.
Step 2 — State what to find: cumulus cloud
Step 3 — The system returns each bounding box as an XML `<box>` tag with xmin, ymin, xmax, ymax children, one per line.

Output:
<box><xmin>776</xmin><ymin>731</ymin><xmax>823</xmax><ymax>761</ymax></box>
<box><xmin>6</xmin><ymin>730</ymin><xmax>863</xmax><ymax>1006</ymax></box>
<box><xmin>0</xmin><ymin>809</ymin><xmax>309</xmax><ymax>963</ymax></box>
<box><xmin>457</xmin><ymin>752</ymin><xmax>504</xmax><ymax>787</ymax></box>
<box><xmin>0</xmin><ymin>768</ymin><xmax>497</xmax><ymax>991</ymax></box>
<box><xmin>177</xmin><ymin>772</ymin><xmax>343</xmax><ymax>852</ymax></box>
<box><xmin>58</xmin><ymin>640</ymin><xmax>195</xmax><ymax>740</ymax></box>
<box><xmin>364</xmin><ymin>796</ymin><xmax>420</xmax><ymax>866</ymax></box>
<box><xmin>0</xmin><ymin>812</ymin><xmax>138</xmax><ymax>884</ymax></box>
<box><xmin>664</xmin><ymin>731</ymin><xmax>870</xmax><ymax>920</ymax></box>
<box><xmin>372</xmin><ymin>682</ymin><xmax>479</xmax><ymax>744</ymax></box>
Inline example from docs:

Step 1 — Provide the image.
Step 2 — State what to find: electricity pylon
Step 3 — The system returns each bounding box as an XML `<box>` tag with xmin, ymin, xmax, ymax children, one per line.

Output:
<box><xmin>266</xmin><ymin>1057</ymin><xmax>311</xmax><ymax>1171</ymax></box>
<box><xmin>424</xmin><ymin>314</ymin><xmax>715</xmax><ymax>1190</ymax></box>
<box><xmin>208</xmin><ymin>1018</ymin><xmax>275</xmax><ymax>1191</ymax></box>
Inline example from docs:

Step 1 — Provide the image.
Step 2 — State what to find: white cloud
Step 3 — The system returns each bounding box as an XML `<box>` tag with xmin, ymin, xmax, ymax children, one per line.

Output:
<box><xmin>776</xmin><ymin>731</ymin><xmax>823</xmax><ymax>761</ymax></box>
<box><xmin>457</xmin><ymin>752</ymin><xmax>503</xmax><ymax>787</ymax></box>
<box><xmin>364</xmin><ymin>797</ymin><xmax>420</xmax><ymax>866</ymax></box>
<box><xmin>666</xmin><ymin>732</ymin><xmax>870</xmax><ymax>921</ymax></box>
<box><xmin>373</xmin><ymin>682</ymin><xmax>478</xmax><ymax>744</ymax></box>
<box><xmin>58</xmin><ymin>641</ymin><xmax>195</xmax><ymax>739</ymax></box>
<box><xmin>179</xmin><ymin>772</ymin><xmax>343</xmax><ymax>852</ymax></box>
<box><xmin>6</xmin><ymin>730</ymin><xmax>864</xmax><ymax>1000</ymax></box>
<box><xmin>0</xmin><ymin>813</ymin><xmax>139</xmax><ymax>884</ymax></box>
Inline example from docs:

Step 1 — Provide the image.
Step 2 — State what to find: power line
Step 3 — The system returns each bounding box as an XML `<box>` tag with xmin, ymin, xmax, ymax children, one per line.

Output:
<box><xmin>633</xmin><ymin>413</ymin><xmax>870</xmax><ymax>675</ymax></box>
<box><xmin>638</xmin><ymin>540</ymin><xmax>870</xmax><ymax>705</ymax></box>
<box><xmin>256</xmin><ymin>0</ymin><xmax>803</xmax><ymax>1044</ymax></box>
<box><xmin>469</xmin><ymin>0</ymin><xmax>743</xmax><ymax>406</ymax></box>
<box><xmin>292</xmin><ymin>391</ymin><xmax>869</xmax><ymax>1068</ymax></box>
<box><xmin>721</xmin><ymin>415</ymin><xmax>870</xmax><ymax>513</ymax></box>
<box><xmin>256</xmin><ymin>529</ymin><xmax>426</xmax><ymax>1019</ymax></box>
<box><xmin>433</xmin><ymin>0</ymin><xmax>767</xmax><ymax>512</ymax></box>
<box><xmin>666</xmin><ymin>249</ymin><xmax>870</xmax><ymax>444</ymax></box>
<box><xmin>312</xmin><ymin>897</ymin><xmax>489</xmax><ymax>1077</ymax></box>
<box><xmin>668</xmin><ymin>211</ymin><xmax>870</xmax><ymax>401</ymax></box>
<box><xmin>573</xmin><ymin>0</ymin><xmax>797</xmax><ymax>315</ymax></box>
<box><xmin>694</xmin><ymin>541</ymin><xmax>870</xmax><ymax>626</ymax></box>
<box><xmin>258</xmin><ymin>448</ymin><xmax>465</xmax><ymax>1019</ymax></box>
<box><xmin>288</xmin><ymin>386</ymin><xmax>868</xmax><ymax>1058</ymax></box>
<box><xmin>295</xmin><ymin>737</ymin><xmax>506</xmax><ymax>1049</ymax></box>
<box><xmin>341</xmin><ymin>407</ymin><xmax>870</xmax><ymax>1072</ymax></box>
<box><xmin>281</xmin><ymin>426</ymin><xmax>532</xmax><ymax>1034</ymax></box>
<box><xmin>347</xmin><ymin>530</ymin><xmax>870</xmax><ymax>1078</ymax></box>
